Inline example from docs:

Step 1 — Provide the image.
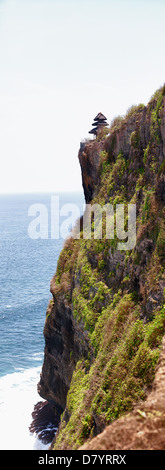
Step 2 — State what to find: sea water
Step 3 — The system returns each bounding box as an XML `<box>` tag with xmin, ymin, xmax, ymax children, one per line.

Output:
<box><xmin>0</xmin><ymin>192</ymin><xmax>84</xmax><ymax>450</ymax></box>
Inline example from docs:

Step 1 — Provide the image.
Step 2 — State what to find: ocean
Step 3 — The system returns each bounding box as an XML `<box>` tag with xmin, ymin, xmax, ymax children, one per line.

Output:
<box><xmin>0</xmin><ymin>192</ymin><xmax>84</xmax><ymax>450</ymax></box>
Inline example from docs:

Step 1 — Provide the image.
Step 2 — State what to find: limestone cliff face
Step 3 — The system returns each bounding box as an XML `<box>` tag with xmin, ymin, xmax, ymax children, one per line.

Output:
<box><xmin>78</xmin><ymin>140</ymin><xmax>104</xmax><ymax>203</ymax></box>
<box><xmin>38</xmin><ymin>86</ymin><xmax>165</xmax><ymax>449</ymax></box>
<box><xmin>38</xmin><ymin>288</ymin><xmax>90</xmax><ymax>415</ymax></box>
<box><xmin>78</xmin><ymin>98</ymin><xmax>165</xmax><ymax>316</ymax></box>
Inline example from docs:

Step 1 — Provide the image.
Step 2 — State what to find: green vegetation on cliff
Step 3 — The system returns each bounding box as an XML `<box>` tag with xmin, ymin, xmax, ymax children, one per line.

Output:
<box><xmin>41</xmin><ymin>86</ymin><xmax>165</xmax><ymax>450</ymax></box>
<box><xmin>54</xmin><ymin>297</ymin><xmax>165</xmax><ymax>449</ymax></box>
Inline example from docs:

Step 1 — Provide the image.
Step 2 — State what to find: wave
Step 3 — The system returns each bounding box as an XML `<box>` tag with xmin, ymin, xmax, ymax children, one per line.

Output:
<box><xmin>32</xmin><ymin>352</ymin><xmax>44</xmax><ymax>361</ymax></box>
<box><xmin>0</xmin><ymin>366</ymin><xmax>49</xmax><ymax>450</ymax></box>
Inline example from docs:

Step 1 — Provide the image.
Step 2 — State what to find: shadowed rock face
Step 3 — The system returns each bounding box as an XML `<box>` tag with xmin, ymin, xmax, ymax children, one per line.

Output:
<box><xmin>38</xmin><ymin>292</ymin><xmax>90</xmax><ymax>414</ymax></box>
<box><xmin>29</xmin><ymin>401</ymin><xmax>58</xmax><ymax>444</ymax></box>
<box><xmin>78</xmin><ymin>140</ymin><xmax>103</xmax><ymax>203</ymax></box>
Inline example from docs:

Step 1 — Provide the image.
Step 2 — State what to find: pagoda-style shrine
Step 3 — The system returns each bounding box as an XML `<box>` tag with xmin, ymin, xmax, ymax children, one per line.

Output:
<box><xmin>89</xmin><ymin>112</ymin><xmax>108</xmax><ymax>136</ymax></box>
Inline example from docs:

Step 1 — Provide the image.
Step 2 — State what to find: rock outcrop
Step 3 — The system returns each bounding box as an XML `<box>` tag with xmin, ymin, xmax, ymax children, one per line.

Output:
<box><xmin>38</xmin><ymin>291</ymin><xmax>90</xmax><ymax>414</ymax></box>
<box><xmin>78</xmin><ymin>140</ymin><xmax>103</xmax><ymax>203</ymax></box>
<box><xmin>37</xmin><ymin>85</ymin><xmax>165</xmax><ymax>450</ymax></box>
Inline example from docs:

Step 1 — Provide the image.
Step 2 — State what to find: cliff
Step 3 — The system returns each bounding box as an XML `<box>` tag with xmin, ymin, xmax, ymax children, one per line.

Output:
<box><xmin>38</xmin><ymin>85</ymin><xmax>165</xmax><ymax>450</ymax></box>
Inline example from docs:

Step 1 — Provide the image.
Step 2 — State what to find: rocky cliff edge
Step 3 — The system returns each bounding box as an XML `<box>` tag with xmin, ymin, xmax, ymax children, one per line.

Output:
<box><xmin>38</xmin><ymin>85</ymin><xmax>165</xmax><ymax>450</ymax></box>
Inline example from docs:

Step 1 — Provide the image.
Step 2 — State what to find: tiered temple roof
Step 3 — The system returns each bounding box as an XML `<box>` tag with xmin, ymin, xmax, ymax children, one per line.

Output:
<box><xmin>89</xmin><ymin>112</ymin><xmax>108</xmax><ymax>136</ymax></box>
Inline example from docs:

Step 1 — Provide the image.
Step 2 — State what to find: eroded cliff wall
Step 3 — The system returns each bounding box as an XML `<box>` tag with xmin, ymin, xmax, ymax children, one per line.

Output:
<box><xmin>38</xmin><ymin>86</ymin><xmax>165</xmax><ymax>449</ymax></box>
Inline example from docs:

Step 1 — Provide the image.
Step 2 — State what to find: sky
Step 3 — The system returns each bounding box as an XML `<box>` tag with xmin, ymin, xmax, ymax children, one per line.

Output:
<box><xmin>0</xmin><ymin>0</ymin><xmax>165</xmax><ymax>194</ymax></box>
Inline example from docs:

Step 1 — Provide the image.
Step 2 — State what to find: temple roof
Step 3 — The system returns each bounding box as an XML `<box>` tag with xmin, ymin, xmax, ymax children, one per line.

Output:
<box><xmin>92</xmin><ymin>120</ymin><xmax>107</xmax><ymax>126</ymax></box>
<box><xmin>97</xmin><ymin>121</ymin><xmax>108</xmax><ymax>126</ymax></box>
<box><xmin>94</xmin><ymin>112</ymin><xmax>107</xmax><ymax>121</ymax></box>
<box><xmin>89</xmin><ymin>128</ymin><xmax>97</xmax><ymax>134</ymax></box>
<box><xmin>88</xmin><ymin>112</ymin><xmax>108</xmax><ymax>136</ymax></box>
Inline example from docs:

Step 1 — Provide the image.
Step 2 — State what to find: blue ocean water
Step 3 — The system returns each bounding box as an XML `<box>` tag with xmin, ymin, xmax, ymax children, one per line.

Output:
<box><xmin>0</xmin><ymin>192</ymin><xmax>84</xmax><ymax>449</ymax></box>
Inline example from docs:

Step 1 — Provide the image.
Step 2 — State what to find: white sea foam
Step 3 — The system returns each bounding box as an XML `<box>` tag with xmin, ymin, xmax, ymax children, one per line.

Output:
<box><xmin>32</xmin><ymin>352</ymin><xmax>44</xmax><ymax>361</ymax></box>
<box><xmin>0</xmin><ymin>366</ymin><xmax>49</xmax><ymax>450</ymax></box>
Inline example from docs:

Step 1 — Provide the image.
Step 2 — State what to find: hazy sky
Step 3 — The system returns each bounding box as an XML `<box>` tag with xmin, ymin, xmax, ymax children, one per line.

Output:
<box><xmin>0</xmin><ymin>0</ymin><xmax>165</xmax><ymax>193</ymax></box>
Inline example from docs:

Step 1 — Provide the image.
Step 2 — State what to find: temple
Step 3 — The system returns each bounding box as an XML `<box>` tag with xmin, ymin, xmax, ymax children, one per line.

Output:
<box><xmin>89</xmin><ymin>112</ymin><xmax>108</xmax><ymax>136</ymax></box>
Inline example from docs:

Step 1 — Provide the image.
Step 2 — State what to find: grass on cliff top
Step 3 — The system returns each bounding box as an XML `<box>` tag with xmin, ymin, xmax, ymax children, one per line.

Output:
<box><xmin>109</xmin><ymin>84</ymin><xmax>165</xmax><ymax>135</ymax></box>
<box><xmin>54</xmin><ymin>299</ymin><xmax>165</xmax><ymax>450</ymax></box>
<box><xmin>99</xmin><ymin>85</ymin><xmax>165</xmax><ymax>199</ymax></box>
